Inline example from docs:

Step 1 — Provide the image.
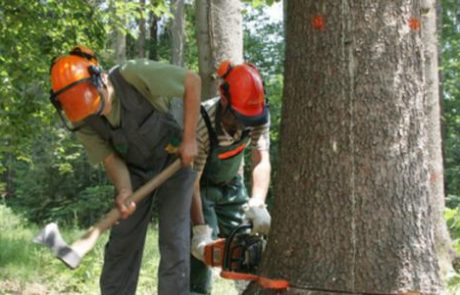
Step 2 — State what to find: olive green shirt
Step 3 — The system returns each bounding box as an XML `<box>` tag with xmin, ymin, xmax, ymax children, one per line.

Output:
<box><xmin>76</xmin><ymin>59</ymin><xmax>187</xmax><ymax>165</ymax></box>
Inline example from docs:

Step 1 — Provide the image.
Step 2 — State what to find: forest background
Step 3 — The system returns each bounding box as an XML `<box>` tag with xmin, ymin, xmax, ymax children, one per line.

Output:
<box><xmin>0</xmin><ymin>0</ymin><xmax>459</xmax><ymax>294</ymax></box>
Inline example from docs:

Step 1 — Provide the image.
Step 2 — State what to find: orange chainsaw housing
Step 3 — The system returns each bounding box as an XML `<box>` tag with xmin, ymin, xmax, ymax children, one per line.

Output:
<box><xmin>202</xmin><ymin>226</ymin><xmax>289</xmax><ymax>290</ymax></box>
<box><xmin>203</xmin><ymin>238</ymin><xmax>242</xmax><ymax>269</ymax></box>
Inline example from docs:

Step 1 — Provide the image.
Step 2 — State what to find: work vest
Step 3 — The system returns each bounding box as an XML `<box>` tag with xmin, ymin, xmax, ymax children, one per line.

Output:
<box><xmin>84</xmin><ymin>66</ymin><xmax>182</xmax><ymax>174</ymax></box>
<box><xmin>201</xmin><ymin>104</ymin><xmax>250</xmax><ymax>185</ymax></box>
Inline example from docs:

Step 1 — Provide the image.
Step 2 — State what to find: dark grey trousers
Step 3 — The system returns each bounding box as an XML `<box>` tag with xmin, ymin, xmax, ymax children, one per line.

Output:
<box><xmin>100</xmin><ymin>166</ymin><xmax>195</xmax><ymax>295</ymax></box>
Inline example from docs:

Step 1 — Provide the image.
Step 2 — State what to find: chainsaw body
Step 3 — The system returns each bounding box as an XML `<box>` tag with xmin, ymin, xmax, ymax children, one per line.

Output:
<box><xmin>203</xmin><ymin>224</ymin><xmax>265</xmax><ymax>278</ymax></box>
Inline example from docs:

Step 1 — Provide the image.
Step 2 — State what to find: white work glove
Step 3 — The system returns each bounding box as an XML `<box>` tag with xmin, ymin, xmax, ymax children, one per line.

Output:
<box><xmin>243</xmin><ymin>198</ymin><xmax>271</xmax><ymax>235</ymax></box>
<box><xmin>191</xmin><ymin>224</ymin><xmax>213</xmax><ymax>262</ymax></box>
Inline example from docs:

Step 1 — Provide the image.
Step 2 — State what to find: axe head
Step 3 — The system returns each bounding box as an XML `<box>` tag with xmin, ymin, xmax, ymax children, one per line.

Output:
<box><xmin>33</xmin><ymin>223</ymin><xmax>82</xmax><ymax>269</ymax></box>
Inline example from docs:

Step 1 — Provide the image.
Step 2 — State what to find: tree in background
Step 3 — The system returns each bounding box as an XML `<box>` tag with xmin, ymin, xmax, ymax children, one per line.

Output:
<box><xmin>421</xmin><ymin>0</ymin><xmax>455</xmax><ymax>282</ymax></box>
<box><xmin>251</xmin><ymin>1</ymin><xmax>441</xmax><ymax>293</ymax></box>
<box><xmin>170</xmin><ymin>0</ymin><xmax>186</xmax><ymax>66</ymax></box>
<box><xmin>196</xmin><ymin>0</ymin><xmax>244</xmax><ymax>99</ymax></box>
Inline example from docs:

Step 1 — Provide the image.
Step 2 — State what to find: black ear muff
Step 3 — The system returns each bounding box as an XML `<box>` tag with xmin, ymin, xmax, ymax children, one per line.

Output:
<box><xmin>220</xmin><ymin>65</ymin><xmax>233</xmax><ymax>79</ymax></box>
<box><xmin>220</xmin><ymin>82</ymin><xmax>231</xmax><ymax>100</ymax></box>
<box><xmin>70</xmin><ymin>47</ymin><xmax>97</xmax><ymax>62</ymax></box>
<box><xmin>88</xmin><ymin>65</ymin><xmax>104</xmax><ymax>89</ymax></box>
<box><xmin>87</xmin><ymin>65</ymin><xmax>106</xmax><ymax>116</ymax></box>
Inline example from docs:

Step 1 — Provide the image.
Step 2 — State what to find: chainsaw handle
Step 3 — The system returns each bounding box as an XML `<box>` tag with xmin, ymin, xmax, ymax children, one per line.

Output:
<box><xmin>223</xmin><ymin>223</ymin><xmax>252</xmax><ymax>270</ymax></box>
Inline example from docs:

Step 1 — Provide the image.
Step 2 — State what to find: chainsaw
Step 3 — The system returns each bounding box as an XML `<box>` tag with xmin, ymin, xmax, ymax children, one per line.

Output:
<box><xmin>203</xmin><ymin>224</ymin><xmax>289</xmax><ymax>289</ymax></box>
<box><xmin>203</xmin><ymin>224</ymin><xmax>266</xmax><ymax>280</ymax></box>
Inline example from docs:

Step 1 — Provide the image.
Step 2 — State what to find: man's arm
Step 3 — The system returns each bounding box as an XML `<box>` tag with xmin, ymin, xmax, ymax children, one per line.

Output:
<box><xmin>244</xmin><ymin>148</ymin><xmax>272</xmax><ymax>235</ymax></box>
<box><xmin>103</xmin><ymin>153</ymin><xmax>135</xmax><ymax>219</ymax></box>
<box><xmin>191</xmin><ymin>171</ymin><xmax>206</xmax><ymax>225</ymax></box>
<box><xmin>250</xmin><ymin>149</ymin><xmax>271</xmax><ymax>204</ymax></box>
<box><xmin>190</xmin><ymin>170</ymin><xmax>214</xmax><ymax>261</ymax></box>
<box><xmin>179</xmin><ymin>71</ymin><xmax>201</xmax><ymax>166</ymax></box>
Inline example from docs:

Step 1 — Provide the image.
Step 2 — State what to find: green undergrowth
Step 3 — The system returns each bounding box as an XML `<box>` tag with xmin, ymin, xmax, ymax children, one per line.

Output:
<box><xmin>0</xmin><ymin>204</ymin><xmax>236</xmax><ymax>294</ymax></box>
<box><xmin>445</xmin><ymin>203</ymin><xmax>460</xmax><ymax>295</ymax></box>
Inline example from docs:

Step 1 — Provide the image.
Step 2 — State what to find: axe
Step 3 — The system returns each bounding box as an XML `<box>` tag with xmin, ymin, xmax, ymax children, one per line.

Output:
<box><xmin>33</xmin><ymin>159</ymin><xmax>181</xmax><ymax>269</ymax></box>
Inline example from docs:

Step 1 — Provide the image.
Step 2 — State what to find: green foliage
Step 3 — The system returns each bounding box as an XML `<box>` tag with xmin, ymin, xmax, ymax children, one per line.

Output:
<box><xmin>243</xmin><ymin>6</ymin><xmax>284</xmax><ymax>79</ymax></box>
<box><xmin>7</xmin><ymin>127</ymin><xmax>113</xmax><ymax>227</ymax></box>
<box><xmin>0</xmin><ymin>0</ymin><xmax>106</xmax><ymax>144</ymax></box>
<box><xmin>443</xmin><ymin>0</ymin><xmax>460</xmax><ymax>206</ymax></box>
<box><xmin>0</xmin><ymin>0</ymin><xmax>108</xmax><ymax>215</ymax></box>
<box><xmin>0</xmin><ymin>0</ymin><xmax>150</xmax><ymax>228</ymax></box>
<box><xmin>184</xmin><ymin>2</ymin><xmax>200</xmax><ymax>71</ymax></box>
<box><xmin>242</xmin><ymin>0</ymin><xmax>282</xmax><ymax>8</ymax></box>
<box><xmin>444</xmin><ymin>204</ymin><xmax>460</xmax><ymax>294</ymax></box>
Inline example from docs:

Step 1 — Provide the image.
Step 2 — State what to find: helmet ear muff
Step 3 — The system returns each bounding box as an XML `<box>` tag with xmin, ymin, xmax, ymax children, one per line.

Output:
<box><xmin>217</xmin><ymin>60</ymin><xmax>233</xmax><ymax>79</ymax></box>
<box><xmin>220</xmin><ymin>82</ymin><xmax>230</xmax><ymax>97</ymax></box>
<box><xmin>69</xmin><ymin>46</ymin><xmax>98</xmax><ymax>63</ymax></box>
<box><xmin>220</xmin><ymin>82</ymin><xmax>232</xmax><ymax>107</ymax></box>
<box><xmin>88</xmin><ymin>65</ymin><xmax>104</xmax><ymax>89</ymax></box>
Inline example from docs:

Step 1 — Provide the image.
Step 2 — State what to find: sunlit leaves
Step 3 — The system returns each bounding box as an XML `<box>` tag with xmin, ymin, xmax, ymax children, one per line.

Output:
<box><xmin>443</xmin><ymin>0</ymin><xmax>460</xmax><ymax>202</ymax></box>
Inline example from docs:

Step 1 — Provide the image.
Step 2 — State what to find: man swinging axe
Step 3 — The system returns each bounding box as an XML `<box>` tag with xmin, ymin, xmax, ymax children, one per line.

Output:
<box><xmin>36</xmin><ymin>46</ymin><xmax>201</xmax><ymax>295</ymax></box>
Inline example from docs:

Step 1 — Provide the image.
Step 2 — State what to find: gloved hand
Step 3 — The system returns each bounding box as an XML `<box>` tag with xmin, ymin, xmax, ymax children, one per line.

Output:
<box><xmin>191</xmin><ymin>224</ymin><xmax>213</xmax><ymax>262</ymax></box>
<box><xmin>243</xmin><ymin>198</ymin><xmax>271</xmax><ymax>235</ymax></box>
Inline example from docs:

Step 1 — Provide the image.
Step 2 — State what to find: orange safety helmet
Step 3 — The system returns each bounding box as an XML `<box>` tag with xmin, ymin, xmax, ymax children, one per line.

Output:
<box><xmin>217</xmin><ymin>60</ymin><xmax>268</xmax><ymax>126</ymax></box>
<box><xmin>49</xmin><ymin>46</ymin><xmax>105</xmax><ymax>128</ymax></box>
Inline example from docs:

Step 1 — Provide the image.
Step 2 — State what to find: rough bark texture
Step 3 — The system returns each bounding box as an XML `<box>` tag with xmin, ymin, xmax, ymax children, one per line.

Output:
<box><xmin>251</xmin><ymin>1</ymin><xmax>441</xmax><ymax>294</ymax></box>
<box><xmin>170</xmin><ymin>0</ymin><xmax>185</xmax><ymax>66</ymax></box>
<box><xmin>195</xmin><ymin>0</ymin><xmax>243</xmax><ymax>100</ymax></box>
<box><xmin>421</xmin><ymin>0</ymin><xmax>455</xmax><ymax>283</ymax></box>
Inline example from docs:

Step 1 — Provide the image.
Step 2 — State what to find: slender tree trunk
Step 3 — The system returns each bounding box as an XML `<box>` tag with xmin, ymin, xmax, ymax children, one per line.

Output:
<box><xmin>148</xmin><ymin>8</ymin><xmax>159</xmax><ymax>61</ymax></box>
<box><xmin>421</xmin><ymin>0</ymin><xmax>455</xmax><ymax>284</ymax></box>
<box><xmin>137</xmin><ymin>0</ymin><xmax>146</xmax><ymax>58</ymax></box>
<box><xmin>250</xmin><ymin>1</ymin><xmax>442</xmax><ymax>294</ymax></box>
<box><xmin>108</xmin><ymin>0</ymin><xmax>126</xmax><ymax>64</ymax></box>
<box><xmin>114</xmin><ymin>32</ymin><xmax>127</xmax><ymax>64</ymax></box>
<box><xmin>195</xmin><ymin>0</ymin><xmax>243</xmax><ymax>100</ymax></box>
<box><xmin>170</xmin><ymin>0</ymin><xmax>185</xmax><ymax>66</ymax></box>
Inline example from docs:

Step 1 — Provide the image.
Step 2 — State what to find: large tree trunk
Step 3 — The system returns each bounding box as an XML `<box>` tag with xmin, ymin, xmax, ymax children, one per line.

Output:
<box><xmin>195</xmin><ymin>0</ymin><xmax>243</xmax><ymax>100</ymax></box>
<box><xmin>252</xmin><ymin>1</ymin><xmax>442</xmax><ymax>294</ymax></box>
<box><xmin>170</xmin><ymin>0</ymin><xmax>185</xmax><ymax>66</ymax></box>
<box><xmin>421</xmin><ymin>0</ymin><xmax>455</xmax><ymax>283</ymax></box>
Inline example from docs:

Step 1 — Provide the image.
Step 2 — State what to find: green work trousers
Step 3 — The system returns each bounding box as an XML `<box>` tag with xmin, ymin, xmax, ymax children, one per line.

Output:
<box><xmin>190</xmin><ymin>175</ymin><xmax>249</xmax><ymax>294</ymax></box>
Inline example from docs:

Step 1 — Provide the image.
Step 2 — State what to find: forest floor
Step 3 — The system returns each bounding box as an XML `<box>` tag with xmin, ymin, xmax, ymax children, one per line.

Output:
<box><xmin>0</xmin><ymin>205</ymin><xmax>238</xmax><ymax>295</ymax></box>
<box><xmin>0</xmin><ymin>280</ymin><xmax>51</xmax><ymax>295</ymax></box>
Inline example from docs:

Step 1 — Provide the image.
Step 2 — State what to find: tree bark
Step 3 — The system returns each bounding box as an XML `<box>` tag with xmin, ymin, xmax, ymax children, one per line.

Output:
<box><xmin>148</xmin><ymin>8</ymin><xmax>159</xmax><ymax>61</ymax></box>
<box><xmin>421</xmin><ymin>0</ymin><xmax>455</xmax><ymax>284</ymax></box>
<box><xmin>108</xmin><ymin>0</ymin><xmax>126</xmax><ymax>64</ymax></box>
<box><xmin>195</xmin><ymin>0</ymin><xmax>243</xmax><ymax>100</ymax></box>
<box><xmin>114</xmin><ymin>32</ymin><xmax>127</xmax><ymax>64</ymax></box>
<box><xmin>251</xmin><ymin>1</ymin><xmax>442</xmax><ymax>294</ymax></box>
<box><xmin>170</xmin><ymin>0</ymin><xmax>185</xmax><ymax>66</ymax></box>
<box><xmin>137</xmin><ymin>0</ymin><xmax>146</xmax><ymax>58</ymax></box>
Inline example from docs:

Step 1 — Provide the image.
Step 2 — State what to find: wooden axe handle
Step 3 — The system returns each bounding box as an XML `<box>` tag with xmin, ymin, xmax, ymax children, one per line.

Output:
<box><xmin>70</xmin><ymin>159</ymin><xmax>182</xmax><ymax>258</ymax></box>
